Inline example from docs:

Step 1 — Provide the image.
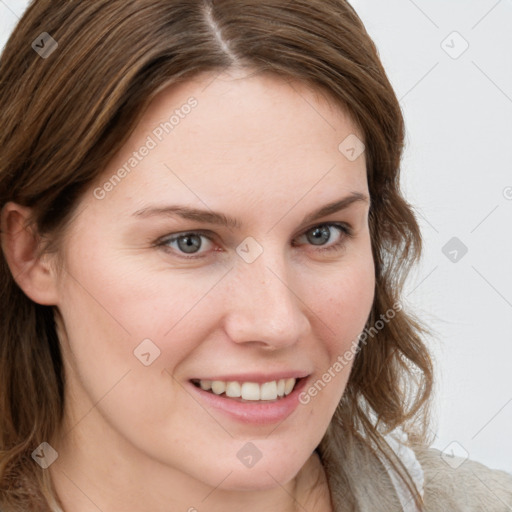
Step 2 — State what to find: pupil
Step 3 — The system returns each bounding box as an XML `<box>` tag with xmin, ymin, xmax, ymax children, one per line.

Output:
<box><xmin>309</xmin><ymin>226</ymin><xmax>330</xmax><ymax>245</ymax></box>
<box><xmin>178</xmin><ymin>235</ymin><xmax>201</xmax><ymax>254</ymax></box>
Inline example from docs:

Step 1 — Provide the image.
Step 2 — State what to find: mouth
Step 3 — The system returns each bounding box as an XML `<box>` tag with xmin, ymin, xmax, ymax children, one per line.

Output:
<box><xmin>187</xmin><ymin>374</ymin><xmax>309</xmax><ymax>424</ymax></box>
<box><xmin>190</xmin><ymin>377</ymin><xmax>304</xmax><ymax>403</ymax></box>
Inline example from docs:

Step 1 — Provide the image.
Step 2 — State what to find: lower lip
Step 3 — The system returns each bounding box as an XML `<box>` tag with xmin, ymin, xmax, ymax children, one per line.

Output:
<box><xmin>187</xmin><ymin>377</ymin><xmax>309</xmax><ymax>425</ymax></box>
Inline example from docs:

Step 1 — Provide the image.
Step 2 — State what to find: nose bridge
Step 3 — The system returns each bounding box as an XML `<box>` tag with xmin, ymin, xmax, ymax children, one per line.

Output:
<box><xmin>224</xmin><ymin>246</ymin><xmax>309</xmax><ymax>347</ymax></box>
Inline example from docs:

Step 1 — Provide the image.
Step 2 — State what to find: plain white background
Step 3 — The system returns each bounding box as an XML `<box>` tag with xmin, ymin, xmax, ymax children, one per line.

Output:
<box><xmin>1</xmin><ymin>0</ymin><xmax>511</xmax><ymax>475</ymax></box>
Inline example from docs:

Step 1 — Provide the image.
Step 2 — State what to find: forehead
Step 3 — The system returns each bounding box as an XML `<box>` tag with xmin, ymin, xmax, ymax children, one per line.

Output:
<box><xmin>142</xmin><ymin>68</ymin><xmax>362</xmax><ymax>148</ymax></box>
<box><xmin>86</xmin><ymin>69</ymin><xmax>368</xmax><ymax>221</ymax></box>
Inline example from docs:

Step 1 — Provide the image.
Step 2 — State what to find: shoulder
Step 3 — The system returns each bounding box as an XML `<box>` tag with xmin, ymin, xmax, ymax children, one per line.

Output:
<box><xmin>413</xmin><ymin>445</ymin><xmax>512</xmax><ymax>512</ymax></box>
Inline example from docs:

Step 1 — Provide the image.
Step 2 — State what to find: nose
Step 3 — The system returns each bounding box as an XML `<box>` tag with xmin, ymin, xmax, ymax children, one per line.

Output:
<box><xmin>222</xmin><ymin>250</ymin><xmax>312</xmax><ymax>350</ymax></box>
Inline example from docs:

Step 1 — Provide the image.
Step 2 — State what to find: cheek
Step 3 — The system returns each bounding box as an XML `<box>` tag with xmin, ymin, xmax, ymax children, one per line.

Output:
<box><xmin>302</xmin><ymin>245</ymin><xmax>375</xmax><ymax>409</ymax></box>
<box><xmin>338</xmin><ymin>260</ymin><xmax>375</xmax><ymax>329</ymax></box>
<box><xmin>316</xmin><ymin>247</ymin><xmax>375</xmax><ymax>351</ymax></box>
<box><xmin>54</xmin><ymin>253</ymin><xmax>243</xmax><ymax>435</ymax></box>
<box><xmin>58</xmin><ymin>236</ymin><xmax>220</xmax><ymax>342</ymax></box>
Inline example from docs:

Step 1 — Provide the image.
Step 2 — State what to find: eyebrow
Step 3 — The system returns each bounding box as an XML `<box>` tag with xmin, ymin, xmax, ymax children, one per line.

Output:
<box><xmin>131</xmin><ymin>192</ymin><xmax>369</xmax><ymax>230</ymax></box>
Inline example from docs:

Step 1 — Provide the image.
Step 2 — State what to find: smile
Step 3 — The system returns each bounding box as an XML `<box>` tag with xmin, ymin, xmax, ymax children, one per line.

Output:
<box><xmin>188</xmin><ymin>376</ymin><xmax>309</xmax><ymax>425</ymax></box>
<box><xmin>191</xmin><ymin>378</ymin><xmax>298</xmax><ymax>401</ymax></box>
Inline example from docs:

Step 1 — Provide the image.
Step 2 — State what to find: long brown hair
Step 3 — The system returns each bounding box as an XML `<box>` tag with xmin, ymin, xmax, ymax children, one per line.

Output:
<box><xmin>0</xmin><ymin>1</ymin><xmax>434</xmax><ymax>510</ymax></box>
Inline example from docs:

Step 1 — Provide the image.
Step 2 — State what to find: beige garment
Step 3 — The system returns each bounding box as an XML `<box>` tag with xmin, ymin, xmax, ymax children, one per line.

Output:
<box><xmin>417</xmin><ymin>446</ymin><xmax>512</xmax><ymax>511</ymax></box>
<box><xmin>319</xmin><ymin>427</ymin><xmax>512</xmax><ymax>511</ymax></box>
<box><xmin>382</xmin><ymin>429</ymin><xmax>512</xmax><ymax>512</ymax></box>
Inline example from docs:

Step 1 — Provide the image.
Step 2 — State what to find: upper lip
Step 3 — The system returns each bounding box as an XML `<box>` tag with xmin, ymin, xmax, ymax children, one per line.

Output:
<box><xmin>190</xmin><ymin>371</ymin><xmax>310</xmax><ymax>384</ymax></box>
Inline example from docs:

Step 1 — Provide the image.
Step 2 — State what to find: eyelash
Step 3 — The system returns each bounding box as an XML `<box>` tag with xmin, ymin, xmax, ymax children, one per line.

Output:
<box><xmin>155</xmin><ymin>222</ymin><xmax>353</xmax><ymax>260</ymax></box>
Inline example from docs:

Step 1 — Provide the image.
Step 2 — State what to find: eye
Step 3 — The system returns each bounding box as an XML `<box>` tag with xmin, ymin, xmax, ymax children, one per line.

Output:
<box><xmin>157</xmin><ymin>231</ymin><xmax>215</xmax><ymax>259</ymax></box>
<box><xmin>155</xmin><ymin>222</ymin><xmax>352</xmax><ymax>260</ymax></box>
<box><xmin>293</xmin><ymin>223</ymin><xmax>351</xmax><ymax>253</ymax></box>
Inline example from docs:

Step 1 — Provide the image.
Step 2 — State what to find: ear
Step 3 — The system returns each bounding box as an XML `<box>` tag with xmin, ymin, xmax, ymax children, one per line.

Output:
<box><xmin>0</xmin><ymin>201</ymin><xmax>60</xmax><ymax>305</ymax></box>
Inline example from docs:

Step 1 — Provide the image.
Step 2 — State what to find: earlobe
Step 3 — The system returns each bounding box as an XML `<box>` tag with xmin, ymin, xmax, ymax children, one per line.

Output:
<box><xmin>0</xmin><ymin>202</ymin><xmax>60</xmax><ymax>305</ymax></box>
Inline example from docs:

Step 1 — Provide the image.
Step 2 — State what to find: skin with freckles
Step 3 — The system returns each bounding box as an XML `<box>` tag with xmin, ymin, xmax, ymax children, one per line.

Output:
<box><xmin>10</xmin><ymin>70</ymin><xmax>375</xmax><ymax>511</ymax></box>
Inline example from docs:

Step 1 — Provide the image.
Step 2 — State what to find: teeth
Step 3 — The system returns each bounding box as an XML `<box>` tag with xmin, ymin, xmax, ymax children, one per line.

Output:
<box><xmin>226</xmin><ymin>381</ymin><xmax>241</xmax><ymax>397</ymax></box>
<box><xmin>260</xmin><ymin>381</ymin><xmax>277</xmax><ymax>400</ymax></box>
<box><xmin>276</xmin><ymin>379</ymin><xmax>285</xmax><ymax>397</ymax></box>
<box><xmin>196</xmin><ymin>378</ymin><xmax>297</xmax><ymax>401</ymax></box>
<box><xmin>211</xmin><ymin>381</ymin><xmax>226</xmax><ymax>395</ymax></box>
<box><xmin>284</xmin><ymin>378</ymin><xmax>295</xmax><ymax>395</ymax></box>
<box><xmin>241</xmin><ymin>382</ymin><xmax>260</xmax><ymax>400</ymax></box>
<box><xmin>200</xmin><ymin>380</ymin><xmax>212</xmax><ymax>391</ymax></box>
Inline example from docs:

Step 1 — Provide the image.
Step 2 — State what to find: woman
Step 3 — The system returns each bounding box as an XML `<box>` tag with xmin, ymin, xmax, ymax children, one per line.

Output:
<box><xmin>0</xmin><ymin>1</ymin><xmax>510</xmax><ymax>511</ymax></box>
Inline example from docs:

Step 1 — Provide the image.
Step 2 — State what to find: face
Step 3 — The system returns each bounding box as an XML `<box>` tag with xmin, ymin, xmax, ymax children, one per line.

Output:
<box><xmin>50</xmin><ymin>70</ymin><xmax>375</xmax><ymax>491</ymax></box>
